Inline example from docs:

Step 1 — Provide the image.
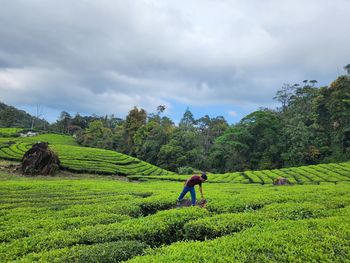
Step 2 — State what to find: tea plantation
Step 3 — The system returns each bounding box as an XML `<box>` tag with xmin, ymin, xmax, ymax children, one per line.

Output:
<box><xmin>0</xmin><ymin>128</ymin><xmax>26</xmax><ymax>137</ymax></box>
<box><xmin>130</xmin><ymin>162</ymin><xmax>350</xmax><ymax>185</ymax></box>
<box><xmin>0</xmin><ymin>171</ymin><xmax>349</xmax><ymax>262</ymax></box>
<box><xmin>0</xmin><ymin>131</ymin><xmax>174</xmax><ymax>176</ymax></box>
<box><xmin>0</xmin><ymin>130</ymin><xmax>350</xmax><ymax>262</ymax></box>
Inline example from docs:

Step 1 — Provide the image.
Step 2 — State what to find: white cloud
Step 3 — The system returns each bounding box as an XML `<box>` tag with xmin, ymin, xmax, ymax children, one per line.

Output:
<box><xmin>228</xmin><ymin>111</ymin><xmax>238</xmax><ymax>117</ymax></box>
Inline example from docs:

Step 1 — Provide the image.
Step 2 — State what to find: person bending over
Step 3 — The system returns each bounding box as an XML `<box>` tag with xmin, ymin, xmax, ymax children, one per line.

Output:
<box><xmin>177</xmin><ymin>173</ymin><xmax>207</xmax><ymax>206</ymax></box>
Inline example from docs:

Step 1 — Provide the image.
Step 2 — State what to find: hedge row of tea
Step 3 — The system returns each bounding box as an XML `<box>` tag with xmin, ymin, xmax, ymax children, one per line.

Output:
<box><xmin>0</xmin><ymin>133</ymin><xmax>78</xmax><ymax>146</ymax></box>
<box><xmin>0</xmin><ymin>174</ymin><xmax>349</xmax><ymax>262</ymax></box>
<box><xmin>130</xmin><ymin>161</ymin><xmax>350</xmax><ymax>184</ymax></box>
<box><xmin>0</xmin><ymin>132</ymin><xmax>174</xmax><ymax>176</ymax></box>
<box><xmin>0</xmin><ymin>128</ymin><xmax>25</xmax><ymax>137</ymax></box>
<box><xmin>128</xmin><ymin>214</ymin><xmax>350</xmax><ymax>262</ymax></box>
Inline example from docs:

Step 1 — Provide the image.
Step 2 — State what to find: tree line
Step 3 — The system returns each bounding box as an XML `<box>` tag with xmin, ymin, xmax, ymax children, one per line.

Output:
<box><xmin>1</xmin><ymin>66</ymin><xmax>350</xmax><ymax>173</ymax></box>
<box><xmin>0</xmin><ymin>103</ymin><xmax>48</xmax><ymax>129</ymax></box>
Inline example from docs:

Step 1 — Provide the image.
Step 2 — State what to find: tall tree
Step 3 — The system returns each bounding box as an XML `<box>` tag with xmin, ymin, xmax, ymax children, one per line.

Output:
<box><xmin>158</xmin><ymin>109</ymin><xmax>203</xmax><ymax>171</ymax></box>
<box><xmin>273</xmin><ymin>83</ymin><xmax>298</xmax><ymax>110</ymax></box>
<box><xmin>123</xmin><ymin>107</ymin><xmax>147</xmax><ymax>155</ymax></box>
<box><xmin>322</xmin><ymin>76</ymin><xmax>350</xmax><ymax>160</ymax></box>
<box><xmin>76</xmin><ymin>120</ymin><xmax>113</xmax><ymax>149</ymax></box>
<box><xmin>56</xmin><ymin>111</ymin><xmax>72</xmax><ymax>134</ymax></box>
<box><xmin>241</xmin><ymin>110</ymin><xmax>283</xmax><ymax>169</ymax></box>
<box><xmin>134</xmin><ymin>118</ymin><xmax>173</xmax><ymax>165</ymax></box>
<box><xmin>196</xmin><ymin>115</ymin><xmax>228</xmax><ymax>169</ymax></box>
<box><xmin>209</xmin><ymin>125</ymin><xmax>252</xmax><ymax>172</ymax></box>
<box><xmin>344</xmin><ymin>63</ymin><xmax>350</xmax><ymax>75</ymax></box>
<box><xmin>179</xmin><ymin>107</ymin><xmax>196</xmax><ymax>130</ymax></box>
<box><xmin>280</xmin><ymin>82</ymin><xmax>321</xmax><ymax>166</ymax></box>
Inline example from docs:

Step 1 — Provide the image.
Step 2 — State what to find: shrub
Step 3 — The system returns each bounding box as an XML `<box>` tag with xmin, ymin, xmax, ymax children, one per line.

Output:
<box><xmin>177</xmin><ymin>166</ymin><xmax>194</xmax><ymax>175</ymax></box>
<box><xmin>128</xmin><ymin>216</ymin><xmax>350</xmax><ymax>262</ymax></box>
<box><xmin>0</xmin><ymin>207</ymin><xmax>209</xmax><ymax>261</ymax></box>
<box><xmin>261</xmin><ymin>202</ymin><xmax>327</xmax><ymax>220</ymax></box>
<box><xmin>21</xmin><ymin>240</ymin><xmax>148</xmax><ymax>263</ymax></box>
<box><xmin>184</xmin><ymin>212</ymin><xmax>266</xmax><ymax>240</ymax></box>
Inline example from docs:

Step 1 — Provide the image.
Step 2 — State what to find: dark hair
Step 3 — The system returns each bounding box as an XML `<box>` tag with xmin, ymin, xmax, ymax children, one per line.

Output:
<box><xmin>201</xmin><ymin>173</ymin><xmax>207</xmax><ymax>180</ymax></box>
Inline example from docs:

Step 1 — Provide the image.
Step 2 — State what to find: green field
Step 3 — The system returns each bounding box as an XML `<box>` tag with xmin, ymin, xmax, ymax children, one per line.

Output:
<box><xmin>0</xmin><ymin>170</ymin><xmax>349</xmax><ymax>262</ymax></box>
<box><xmin>0</xmin><ymin>128</ymin><xmax>25</xmax><ymax>137</ymax></box>
<box><xmin>0</xmin><ymin>133</ymin><xmax>78</xmax><ymax>146</ymax></box>
<box><xmin>0</xmin><ymin>130</ymin><xmax>350</xmax><ymax>262</ymax></box>
<box><xmin>1</xmin><ymin>130</ymin><xmax>350</xmax><ymax>183</ymax></box>
<box><xmin>130</xmin><ymin>161</ymin><xmax>350</xmax><ymax>184</ymax></box>
<box><xmin>0</xmin><ymin>131</ymin><xmax>174</xmax><ymax>176</ymax></box>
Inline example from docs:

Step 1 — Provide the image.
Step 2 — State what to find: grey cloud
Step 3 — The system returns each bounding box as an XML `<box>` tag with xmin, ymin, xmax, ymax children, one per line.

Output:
<box><xmin>0</xmin><ymin>0</ymin><xmax>350</xmax><ymax>118</ymax></box>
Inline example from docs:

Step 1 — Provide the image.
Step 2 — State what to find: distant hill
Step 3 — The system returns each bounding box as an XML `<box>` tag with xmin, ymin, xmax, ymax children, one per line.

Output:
<box><xmin>0</xmin><ymin>102</ymin><xmax>49</xmax><ymax>129</ymax></box>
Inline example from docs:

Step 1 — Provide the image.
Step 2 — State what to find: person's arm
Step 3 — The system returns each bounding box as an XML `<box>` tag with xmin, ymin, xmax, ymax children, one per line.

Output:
<box><xmin>199</xmin><ymin>185</ymin><xmax>204</xmax><ymax>199</ymax></box>
<box><xmin>184</xmin><ymin>178</ymin><xmax>189</xmax><ymax>186</ymax></box>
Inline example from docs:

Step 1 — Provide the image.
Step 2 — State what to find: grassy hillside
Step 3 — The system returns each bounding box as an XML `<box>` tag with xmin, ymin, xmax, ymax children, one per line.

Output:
<box><xmin>0</xmin><ymin>132</ymin><xmax>78</xmax><ymax>145</ymax></box>
<box><xmin>0</xmin><ymin>128</ymin><xmax>26</xmax><ymax>137</ymax></box>
<box><xmin>2</xmin><ymin>129</ymin><xmax>350</xmax><ymax>182</ymax></box>
<box><xmin>0</xmin><ymin>170</ymin><xmax>349</xmax><ymax>262</ymax></box>
<box><xmin>0</xmin><ymin>130</ymin><xmax>174</xmax><ymax>176</ymax></box>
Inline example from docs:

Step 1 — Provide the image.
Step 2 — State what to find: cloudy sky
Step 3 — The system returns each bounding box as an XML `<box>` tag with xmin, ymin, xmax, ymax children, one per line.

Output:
<box><xmin>0</xmin><ymin>0</ymin><xmax>349</xmax><ymax>123</ymax></box>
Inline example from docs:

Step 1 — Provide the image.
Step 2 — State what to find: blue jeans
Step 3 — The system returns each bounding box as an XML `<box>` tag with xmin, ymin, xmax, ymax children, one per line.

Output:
<box><xmin>178</xmin><ymin>186</ymin><xmax>196</xmax><ymax>205</ymax></box>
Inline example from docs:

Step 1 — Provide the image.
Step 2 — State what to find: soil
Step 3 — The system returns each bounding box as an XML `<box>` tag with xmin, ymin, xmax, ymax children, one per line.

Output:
<box><xmin>176</xmin><ymin>199</ymin><xmax>207</xmax><ymax>208</ymax></box>
<box><xmin>21</xmin><ymin>142</ymin><xmax>60</xmax><ymax>175</ymax></box>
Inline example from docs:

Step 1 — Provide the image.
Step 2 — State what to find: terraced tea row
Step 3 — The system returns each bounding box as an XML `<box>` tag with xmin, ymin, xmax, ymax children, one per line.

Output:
<box><xmin>0</xmin><ymin>128</ymin><xmax>25</xmax><ymax>137</ymax></box>
<box><xmin>127</xmin><ymin>213</ymin><xmax>350</xmax><ymax>263</ymax></box>
<box><xmin>1</xmin><ymin>174</ymin><xmax>350</xmax><ymax>262</ymax></box>
<box><xmin>0</xmin><ymin>141</ymin><xmax>174</xmax><ymax>176</ymax></box>
<box><xmin>0</xmin><ymin>133</ymin><xmax>78</xmax><ymax>146</ymax></box>
<box><xmin>130</xmin><ymin>162</ymin><xmax>350</xmax><ymax>184</ymax></box>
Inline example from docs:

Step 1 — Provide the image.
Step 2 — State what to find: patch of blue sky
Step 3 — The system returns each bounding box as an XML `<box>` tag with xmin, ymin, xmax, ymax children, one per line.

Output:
<box><xmin>163</xmin><ymin>99</ymin><xmax>256</xmax><ymax>125</ymax></box>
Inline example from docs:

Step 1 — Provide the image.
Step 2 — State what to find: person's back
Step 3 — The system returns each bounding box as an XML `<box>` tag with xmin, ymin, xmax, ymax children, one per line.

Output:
<box><xmin>186</xmin><ymin>175</ymin><xmax>203</xmax><ymax>187</ymax></box>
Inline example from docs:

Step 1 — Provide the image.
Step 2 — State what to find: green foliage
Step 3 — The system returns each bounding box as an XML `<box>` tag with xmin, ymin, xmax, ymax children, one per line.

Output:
<box><xmin>123</xmin><ymin>107</ymin><xmax>147</xmax><ymax>155</ymax></box>
<box><xmin>133</xmin><ymin>119</ymin><xmax>172</xmax><ymax>165</ymax></box>
<box><xmin>179</xmin><ymin>107</ymin><xmax>196</xmax><ymax>129</ymax></box>
<box><xmin>0</xmin><ymin>102</ymin><xmax>48</xmax><ymax>129</ymax></box>
<box><xmin>209</xmin><ymin>125</ymin><xmax>251</xmax><ymax>172</ymax></box>
<box><xmin>21</xmin><ymin>133</ymin><xmax>78</xmax><ymax>146</ymax></box>
<box><xmin>157</xmin><ymin>143</ymin><xmax>184</xmax><ymax>171</ymax></box>
<box><xmin>0</xmin><ymin>128</ymin><xmax>24</xmax><ymax>137</ymax></box>
<box><xmin>130</xmin><ymin>161</ymin><xmax>350</xmax><ymax>185</ymax></box>
<box><xmin>128</xmin><ymin>215</ymin><xmax>350</xmax><ymax>262</ymax></box>
<box><xmin>76</xmin><ymin>120</ymin><xmax>114</xmax><ymax>149</ymax></box>
<box><xmin>177</xmin><ymin>166</ymin><xmax>194</xmax><ymax>175</ymax></box>
<box><xmin>184</xmin><ymin>212</ymin><xmax>266</xmax><ymax>240</ymax></box>
<box><xmin>344</xmin><ymin>63</ymin><xmax>350</xmax><ymax>75</ymax></box>
<box><xmin>22</xmin><ymin>241</ymin><xmax>148</xmax><ymax>263</ymax></box>
<box><xmin>279</xmin><ymin>76</ymin><xmax>350</xmax><ymax>167</ymax></box>
<box><xmin>261</xmin><ymin>202</ymin><xmax>327</xmax><ymax>220</ymax></box>
<box><xmin>0</xmin><ymin>133</ymin><xmax>174</xmax><ymax>176</ymax></box>
<box><xmin>1</xmin><ymin>173</ymin><xmax>350</xmax><ymax>262</ymax></box>
<box><xmin>208</xmin><ymin>109</ymin><xmax>284</xmax><ymax>173</ymax></box>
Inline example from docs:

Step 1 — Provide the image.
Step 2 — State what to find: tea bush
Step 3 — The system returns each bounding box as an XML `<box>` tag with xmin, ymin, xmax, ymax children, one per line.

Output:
<box><xmin>130</xmin><ymin>162</ymin><xmax>350</xmax><ymax>184</ymax></box>
<box><xmin>1</xmin><ymin>158</ymin><xmax>350</xmax><ymax>262</ymax></box>
<box><xmin>0</xmin><ymin>139</ymin><xmax>174</xmax><ymax>176</ymax></box>
<box><xmin>20</xmin><ymin>240</ymin><xmax>148</xmax><ymax>263</ymax></box>
<box><xmin>128</xmin><ymin>215</ymin><xmax>350</xmax><ymax>262</ymax></box>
